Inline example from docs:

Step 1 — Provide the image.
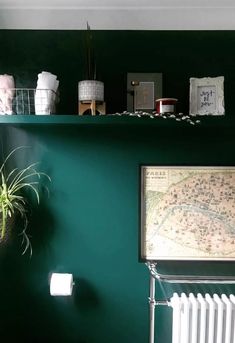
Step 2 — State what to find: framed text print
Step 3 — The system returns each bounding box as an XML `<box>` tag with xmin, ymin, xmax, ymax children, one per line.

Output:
<box><xmin>140</xmin><ymin>165</ymin><xmax>235</xmax><ymax>261</ymax></box>
<box><xmin>189</xmin><ymin>76</ymin><xmax>225</xmax><ymax>116</ymax></box>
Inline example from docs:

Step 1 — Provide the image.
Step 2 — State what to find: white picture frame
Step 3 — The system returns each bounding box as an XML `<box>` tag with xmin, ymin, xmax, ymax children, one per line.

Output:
<box><xmin>189</xmin><ymin>76</ymin><xmax>225</xmax><ymax>116</ymax></box>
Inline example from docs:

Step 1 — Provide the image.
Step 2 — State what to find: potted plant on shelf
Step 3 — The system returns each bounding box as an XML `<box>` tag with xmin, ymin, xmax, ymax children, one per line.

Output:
<box><xmin>0</xmin><ymin>146</ymin><xmax>50</xmax><ymax>256</ymax></box>
<box><xmin>78</xmin><ymin>23</ymin><xmax>104</xmax><ymax>108</ymax></box>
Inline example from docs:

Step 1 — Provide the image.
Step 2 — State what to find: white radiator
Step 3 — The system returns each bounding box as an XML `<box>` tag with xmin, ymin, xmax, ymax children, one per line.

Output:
<box><xmin>170</xmin><ymin>293</ymin><xmax>235</xmax><ymax>343</ymax></box>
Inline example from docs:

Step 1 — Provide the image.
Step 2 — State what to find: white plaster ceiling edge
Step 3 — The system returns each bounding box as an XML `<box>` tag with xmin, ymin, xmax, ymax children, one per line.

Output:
<box><xmin>0</xmin><ymin>8</ymin><xmax>235</xmax><ymax>30</ymax></box>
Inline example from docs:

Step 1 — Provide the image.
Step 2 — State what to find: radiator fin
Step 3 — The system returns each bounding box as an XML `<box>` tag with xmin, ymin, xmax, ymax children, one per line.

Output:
<box><xmin>170</xmin><ymin>293</ymin><xmax>235</xmax><ymax>343</ymax></box>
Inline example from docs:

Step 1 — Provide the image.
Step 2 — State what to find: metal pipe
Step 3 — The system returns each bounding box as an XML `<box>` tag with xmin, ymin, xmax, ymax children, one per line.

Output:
<box><xmin>155</xmin><ymin>300</ymin><xmax>169</xmax><ymax>306</ymax></box>
<box><xmin>147</xmin><ymin>262</ymin><xmax>235</xmax><ymax>284</ymax></box>
<box><xmin>147</xmin><ymin>262</ymin><xmax>235</xmax><ymax>343</ymax></box>
<box><xmin>149</xmin><ymin>274</ymin><xmax>156</xmax><ymax>343</ymax></box>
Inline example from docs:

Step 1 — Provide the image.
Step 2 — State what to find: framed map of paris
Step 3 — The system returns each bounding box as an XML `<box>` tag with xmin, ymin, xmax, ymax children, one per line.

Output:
<box><xmin>140</xmin><ymin>165</ymin><xmax>235</xmax><ymax>261</ymax></box>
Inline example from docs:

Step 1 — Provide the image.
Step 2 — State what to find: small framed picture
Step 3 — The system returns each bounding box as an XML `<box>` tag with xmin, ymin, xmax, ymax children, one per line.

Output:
<box><xmin>189</xmin><ymin>76</ymin><xmax>225</xmax><ymax>116</ymax></box>
<box><xmin>140</xmin><ymin>165</ymin><xmax>235</xmax><ymax>261</ymax></box>
<box><xmin>127</xmin><ymin>73</ymin><xmax>162</xmax><ymax>112</ymax></box>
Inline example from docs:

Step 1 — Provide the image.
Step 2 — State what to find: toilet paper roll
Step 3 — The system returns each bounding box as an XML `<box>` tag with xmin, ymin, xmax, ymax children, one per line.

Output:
<box><xmin>50</xmin><ymin>273</ymin><xmax>74</xmax><ymax>296</ymax></box>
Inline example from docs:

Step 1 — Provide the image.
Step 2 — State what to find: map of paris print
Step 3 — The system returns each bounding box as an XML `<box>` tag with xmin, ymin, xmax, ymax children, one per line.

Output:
<box><xmin>141</xmin><ymin>166</ymin><xmax>235</xmax><ymax>260</ymax></box>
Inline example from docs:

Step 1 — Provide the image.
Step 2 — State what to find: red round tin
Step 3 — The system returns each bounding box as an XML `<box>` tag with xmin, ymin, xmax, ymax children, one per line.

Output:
<box><xmin>156</xmin><ymin>98</ymin><xmax>178</xmax><ymax>114</ymax></box>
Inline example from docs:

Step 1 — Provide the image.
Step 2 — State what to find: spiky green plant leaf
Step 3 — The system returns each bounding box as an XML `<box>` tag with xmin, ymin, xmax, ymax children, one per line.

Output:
<box><xmin>0</xmin><ymin>147</ymin><xmax>50</xmax><ymax>256</ymax></box>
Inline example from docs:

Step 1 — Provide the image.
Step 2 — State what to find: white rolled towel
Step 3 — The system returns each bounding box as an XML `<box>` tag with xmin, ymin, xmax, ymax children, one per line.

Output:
<box><xmin>0</xmin><ymin>74</ymin><xmax>15</xmax><ymax>115</ymax></box>
<box><xmin>35</xmin><ymin>89</ymin><xmax>57</xmax><ymax>115</ymax></box>
<box><xmin>37</xmin><ymin>71</ymin><xmax>59</xmax><ymax>92</ymax></box>
<box><xmin>35</xmin><ymin>71</ymin><xmax>59</xmax><ymax>115</ymax></box>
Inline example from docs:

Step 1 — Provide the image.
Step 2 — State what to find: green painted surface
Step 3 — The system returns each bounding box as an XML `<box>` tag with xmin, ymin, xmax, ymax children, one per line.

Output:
<box><xmin>0</xmin><ymin>30</ymin><xmax>235</xmax><ymax>342</ymax></box>
<box><xmin>0</xmin><ymin>30</ymin><xmax>235</xmax><ymax>116</ymax></box>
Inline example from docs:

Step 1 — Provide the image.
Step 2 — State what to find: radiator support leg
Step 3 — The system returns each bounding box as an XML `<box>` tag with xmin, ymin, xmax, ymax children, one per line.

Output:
<box><xmin>149</xmin><ymin>274</ymin><xmax>156</xmax><ymax>343</ymax></box>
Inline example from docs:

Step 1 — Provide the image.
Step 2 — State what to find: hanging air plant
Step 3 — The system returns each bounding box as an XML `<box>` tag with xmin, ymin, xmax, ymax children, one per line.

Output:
<box><xmin>0</xmin><ymin>146</ymin><xmax>51</xmax><ymax>256</ymax></box>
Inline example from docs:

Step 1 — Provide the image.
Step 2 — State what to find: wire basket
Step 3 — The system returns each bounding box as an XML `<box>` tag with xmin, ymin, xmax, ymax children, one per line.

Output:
<box><xmin>0</xmin><ymin>88</ymin><xmax>58</xmax><ymax>115</ymax></box>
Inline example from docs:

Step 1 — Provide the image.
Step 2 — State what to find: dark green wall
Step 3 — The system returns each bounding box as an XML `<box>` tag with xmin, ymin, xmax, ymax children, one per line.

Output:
<box><xmin>1</xmin><ymin>30</ymin><xmax>235</xmax><ymax>115</ymax></box>
<box><xmin>1</xmin><ymin>30</ymin><xmax>235</xmax><ymax>343</ymax></box>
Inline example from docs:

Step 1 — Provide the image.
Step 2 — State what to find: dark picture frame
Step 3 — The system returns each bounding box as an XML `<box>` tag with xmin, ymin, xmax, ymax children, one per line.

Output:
<box><xmin>127</xmin><ymin>73</ymin><xmax>162</xmax><ymax>113</ymax></box>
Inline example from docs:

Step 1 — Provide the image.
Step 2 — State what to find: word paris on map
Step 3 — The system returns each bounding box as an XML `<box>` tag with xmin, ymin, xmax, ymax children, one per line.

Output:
<box><xmin>140</xmin><ymin>165</ymin><xmax>235</xmax><ymax>261</ymax></box>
